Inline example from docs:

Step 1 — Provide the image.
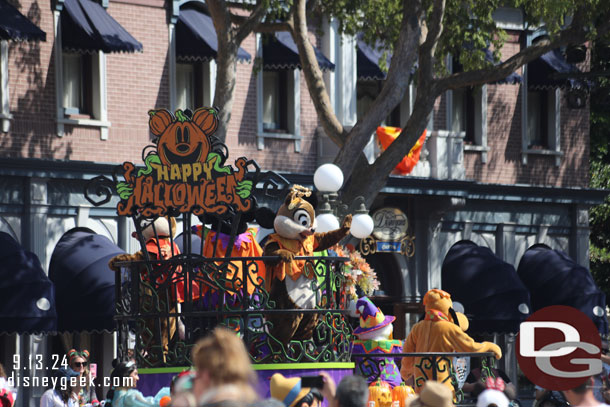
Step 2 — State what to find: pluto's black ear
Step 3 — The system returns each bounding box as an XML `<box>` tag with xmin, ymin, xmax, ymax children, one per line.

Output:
<box><xmin>255</xmin><ymin>207</ymin><xmax>275</xmax><ymax>229</ymax></box>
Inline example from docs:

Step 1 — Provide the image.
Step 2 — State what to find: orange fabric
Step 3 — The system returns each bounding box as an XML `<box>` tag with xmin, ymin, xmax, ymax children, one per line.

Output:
<box><xmin>376</xmin><ymin>127</ymin><xmax>427</xmax><ymax>175</ymax></box>
<box><xmin>400</xmin><ymin>319</ymin><xmax>502</xmax><ymax>394</ymax></box>
<box><xmin>267</xmin><ymin>234</ymin><xmax>316</xmax><ymax>281</ymax></box>
<box><xmin>400</xmin><ymin>290</ymin><xmax>502</xmax><ymax>394</ymax></box>
<box><xmin>145</xmin><ymin>238</ymin><xmax>193</xmax><ymax>302</ymax></box>
<box><xmin>195</xmin><ymin>227</ymin><xmax>266</xmax><ymax>295</ymax></box>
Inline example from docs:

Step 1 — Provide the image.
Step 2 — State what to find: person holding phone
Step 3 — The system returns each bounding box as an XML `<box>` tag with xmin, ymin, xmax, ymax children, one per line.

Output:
<box><xmin>67</xmin><ymin>350</ymin><xmax>98</xmax><ymax>406</ymax></box>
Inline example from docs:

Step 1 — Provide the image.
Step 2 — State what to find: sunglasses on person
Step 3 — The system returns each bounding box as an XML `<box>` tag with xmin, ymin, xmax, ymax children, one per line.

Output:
<box><xmin>72</xmin><ymin>362</ymin><xmax>88</xmax><ymax>368</ymax></box>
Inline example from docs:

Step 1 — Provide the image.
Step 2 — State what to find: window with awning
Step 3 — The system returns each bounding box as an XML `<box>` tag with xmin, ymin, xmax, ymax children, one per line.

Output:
<box><xmin>55</xmin><ymin>0</ymin><xmax>141</xmax><ymax>134</ymax></box>
<box><xmin>0</xmin><ymin>0</ymin><xmax>46</xmax><ymax>131</ymax></box>
<box><xmin>60</xmin><ymin>0</ymin><xmax>142</xmax><ymax>54</ymax></box>
<box><xmin>0</xmin><ymin>0</ymin><xmax>46</xmax><ymax>41</ymax></box>
<box><xmin>257</xmin><ymin>32</ymin><xmax>334</xmax><ymax>151</ymax></box>
<box><xmin>524</xmin><ymin>48</ymin><xmax>585</xmax><ymax>155</ymax></box>
<box><xmin>176</xmin><ymin>7</ymin><xmax>251</xmax><ymax>63</ymax></box>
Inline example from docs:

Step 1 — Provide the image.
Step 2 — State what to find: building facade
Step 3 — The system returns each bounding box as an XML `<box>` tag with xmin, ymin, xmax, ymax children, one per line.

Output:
<box><xmin>0</xmin><ymin>1</ymin><xmax>606</xmax><ymax>405</ymax></box>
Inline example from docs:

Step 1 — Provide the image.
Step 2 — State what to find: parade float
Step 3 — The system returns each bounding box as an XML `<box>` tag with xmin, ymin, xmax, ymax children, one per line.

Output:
<box><xmin>84</xmin><ymin>107</ymin><xmax>497</xmax><ymax>402</ymax></box>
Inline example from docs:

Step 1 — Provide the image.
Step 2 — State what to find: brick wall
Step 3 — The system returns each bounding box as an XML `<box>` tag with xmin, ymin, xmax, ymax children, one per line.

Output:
<box><xmin>1</xmin><ymin>2</ymin><xmax>590</xmax><ymax>188</ymax></box>
<box><xmin>459</xmin><ymin>33</ymin><xmax>590</xmax><ymax>187</ymax></box>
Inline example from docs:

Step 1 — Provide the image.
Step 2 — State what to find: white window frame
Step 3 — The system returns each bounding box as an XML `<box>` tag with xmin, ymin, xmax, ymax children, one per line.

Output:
<box><xmin>0</xmin><ymin>40</ymin><xmax>12</xmax><ymax>133</ymax></box>
<box><xmin>256</xmin><ymin>33</ymin><xmax>301</xmax><ymax>152</ymax></box>
<box><xmin>174</xmin><ymin>60</ymin><xmax>215</xmax><ymax>111</ymax></box>
<box><xmin>521</xmin><ymin>34</ymin><xmax>562</xmax><ymax>167</ymax></box>
<box><xmin>53</xmin><ymin>6</ymin><xmax>110</xmax><ymax>139</ymax></box>
<box><xmin>446</xmin><ymin>57</ymin><xmax>489</xmax><ymax>163</ymax></box>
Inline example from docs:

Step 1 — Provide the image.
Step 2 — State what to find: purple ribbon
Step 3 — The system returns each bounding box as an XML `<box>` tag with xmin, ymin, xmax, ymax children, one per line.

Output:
<box><xmin>213</xmin><ymin>231</ymin><xmax>252</xmax><ymax>251</ymax></box>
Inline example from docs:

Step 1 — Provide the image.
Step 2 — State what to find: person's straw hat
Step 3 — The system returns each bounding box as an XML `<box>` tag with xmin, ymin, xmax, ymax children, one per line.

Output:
<box><xmin>270</xmin><ymin>373</ymin><xmax>311</xmax><ymax>407</ymax></box>
<box><xmin>406</xmin><ymin>381</ymin><xmax>453</xmax><ymax>407</ymax></box>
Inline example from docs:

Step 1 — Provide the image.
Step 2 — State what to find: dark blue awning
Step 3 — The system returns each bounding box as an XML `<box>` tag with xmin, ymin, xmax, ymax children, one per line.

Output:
<box><xmin>263</xmin><ymin>32</ymin><xmax>334</xmax><ymax>72</ymax></box>
<box><xmin>528</xmin><ymin>49</ymin><xmax>586</xmax><ymax>90</ymax></box>
<box><xmin>0</xmin><ymin>232</ymin><xmax>57</xmax><ymax>334</ymax></box>
<box><xmin>517</xmin><ymin>244</ymin><xmax>608</xmax><ymax>335</ymax></box>
<box><xmin>0</xmin><ymin>0</ymin><xmax>46</xmax><ymax>41</ymax></box>
<box><xmin>61</xmin><ymin>0</ymin><xmax>142</xmax><ymax>53</ymax></box>
<box><xmin>442</xmin><ymin>240</ymin><xmax>531</xmax><ymax>333</ymax></box>
<box><xmin>49</xmin><ymin>228</ymin><xmax>125</xmax><ymax>332</ymax></box>
<box><xmin>454</xmin><ymin>48</ymin><xmax>522</xmax><ymax>85</ymax></box>
<box><xmin>357</xmin><ymin>40</ymin><xmax>391</xmax><ymax>80</ymax></box>
<box><xmin>176</xmin><ymin>8</ymin><xmax>251</xmax><ymax>63</ymax></box>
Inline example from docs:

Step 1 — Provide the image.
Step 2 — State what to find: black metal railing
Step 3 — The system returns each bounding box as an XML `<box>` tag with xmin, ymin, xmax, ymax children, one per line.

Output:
<box><xmin>114</xmin><ymin>254</ymin><xmax>351</xmax><ymax>367</ymax></box>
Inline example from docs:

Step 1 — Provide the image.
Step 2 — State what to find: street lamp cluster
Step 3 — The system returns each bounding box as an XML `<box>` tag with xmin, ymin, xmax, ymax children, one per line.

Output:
<box><xmin>313</xmin><ymin>163</ymin><xmax>374</xmax><ymax>239</ymax></box>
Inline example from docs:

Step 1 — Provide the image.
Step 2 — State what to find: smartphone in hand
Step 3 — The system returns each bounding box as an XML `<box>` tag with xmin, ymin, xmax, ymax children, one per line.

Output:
<box><xmin>300</xmin><ymin>376</ymin><xmax>324</xmax><ymax>389</ymax></box>
<box><xmin>89</xmin><ymin>363</ymin><xmax>97</xmax><ymax>379</ymax></box>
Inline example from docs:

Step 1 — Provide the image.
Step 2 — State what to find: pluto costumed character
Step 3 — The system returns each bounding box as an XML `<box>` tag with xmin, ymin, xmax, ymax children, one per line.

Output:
<box><xmin>400</xmin><ymin>289</ymin><xmax>502</xmax><ymax>394</ymax></box>
<box><xmin>263</xmin><ymin>185</ymin><xmax>352</xmax><ymax>345</ymax></box>
<box><xmin>352</xmin><ymin>297</ymin><xmax>403</xmax><ymax>388</ymax></box>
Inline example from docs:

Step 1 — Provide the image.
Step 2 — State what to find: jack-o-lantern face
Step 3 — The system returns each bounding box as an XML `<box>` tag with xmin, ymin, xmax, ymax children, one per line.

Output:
<box><xmin>158</xmin><ymin>121</ymin><xmax>210</xmax><ymax>166</ymax></box>
<box><xmin>149</xmin><ymin>108</ymin><xmax>218</xmax><ymax>167</ymax></box>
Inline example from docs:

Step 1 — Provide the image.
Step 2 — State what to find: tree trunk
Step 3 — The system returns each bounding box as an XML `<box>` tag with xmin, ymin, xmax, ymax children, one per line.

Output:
<box><xmin>213</xmin><ymin>45</ymin><xmax>238</xmax><ymax>143</ymax></box>
<box><xmin>332</xmin><ymin>0</ymin><xmax>423</xmax><ymax>180</ymax></box>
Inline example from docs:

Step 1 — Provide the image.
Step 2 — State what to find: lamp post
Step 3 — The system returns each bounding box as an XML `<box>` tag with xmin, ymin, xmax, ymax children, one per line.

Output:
<box><xmin>313</xmin><ymin>164</ymin><xmax>374</xmax><ymax>238</ymax></box>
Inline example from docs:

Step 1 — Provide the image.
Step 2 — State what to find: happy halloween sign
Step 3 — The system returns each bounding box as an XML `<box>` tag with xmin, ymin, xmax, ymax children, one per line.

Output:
<box><xmin>114</xmin><ymin>108</ymin><xmax>254</xmax><ymax>217</ymax></box>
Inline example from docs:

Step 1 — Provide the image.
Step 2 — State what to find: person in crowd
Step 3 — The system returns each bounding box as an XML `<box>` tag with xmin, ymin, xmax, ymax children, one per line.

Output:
<box><xmin>270</xmin><ymin>374</ymin><xmax>324</xmax><ymax>407</ymax></box>
<box><xmin>105</xmin><ymin>360</ymin><xmax>165</xmax><ymax>407</ymax></box>
<box><xmin>189</xmin><ymin>327</ymin><xmax>260</xmax><ymax>406</ymax></box>
<box><xmin>596</xmin><ymin>340</ymin><xmax>610</xmax><ymax>403</ymax></box>
<box><xmin>563</xmin><ymin>377</ymin><xmax>610</xmax><ymax>407</ymax></box>
<box><xmin>40</xmin><ymin>368</ymin><xmax>80</xmax><ymax>407</ymax></box>
<box><xmin>462</xmin><ymin>359</ymin><xmax>516</xmax><ymax>402</ymax></box>
<box><xmin>0</xmin><ymin>364</ymin><xmax>14</xmax><ymax>407</ymax></box>
<box><xmin>333</xmin><ymin>375</ymin><xmax>367</xmax><ymax>407</ymax></box>
<box><xmin>535</xmin><ymin>385</ymin><xmax>569</xmax><ymax>407</ymax></box>
<box><xmin>404</xmin><ymin>380</ymin><xmax>454</xmax><ymax>407</ymax></box>
<box><xmin>67</xmin><ymin>349</ymin><xmax>98</xmax><ymax>406</ymax></box>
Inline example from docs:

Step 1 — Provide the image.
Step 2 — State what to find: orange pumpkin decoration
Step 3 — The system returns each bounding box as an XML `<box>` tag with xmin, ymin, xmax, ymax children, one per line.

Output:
<box><xmin>192</xmin><ymin>107</ymin><xmax>219</xmax><ymax>135</ymax></box>
<box><xmin>149</xmin><ymin>110</ymin><xmax>173</xmax><ymax>136</ymax></box>
<box><xmin>368</xmin><ymin>380</ymin><xmax>393</xmax><ymax>407</ymax></box>
<box><xmin>152</xmin><ymin>109</ymin><xmax>213</xmax><ymax>167</ymax></box>
<box><xmin>391</xmin><ymin>382</ymin><xmax>415</xmax><ymax>407</ymax></box>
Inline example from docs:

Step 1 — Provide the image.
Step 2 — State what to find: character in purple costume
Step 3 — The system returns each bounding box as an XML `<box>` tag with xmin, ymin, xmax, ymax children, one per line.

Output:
<box><xmin>351</xmin><ymin>297</ymin><xmax>403</xmax><ymax>388</ymax></box>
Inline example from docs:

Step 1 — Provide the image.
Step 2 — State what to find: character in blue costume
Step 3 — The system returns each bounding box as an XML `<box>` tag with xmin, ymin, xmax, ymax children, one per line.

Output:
<box><xmin>105</xmin><ymin>361</ymin><xmax>168</xmax><ymax>407</ymax></box>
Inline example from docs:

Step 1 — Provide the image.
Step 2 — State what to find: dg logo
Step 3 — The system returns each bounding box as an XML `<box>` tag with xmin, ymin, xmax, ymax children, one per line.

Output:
<box><xmin>517</xmin><ymin>305</ymin><xmax>602</xmax><ymax>391</ymax></box>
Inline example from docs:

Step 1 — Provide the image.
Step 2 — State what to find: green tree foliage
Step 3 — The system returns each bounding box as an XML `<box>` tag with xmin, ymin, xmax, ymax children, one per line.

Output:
<box><xmin>293</xmin><ymin>0</ymin><xmax>610</xmax><ymax>205</ymax></box>
<box><xmin>589</xmin><ymin>41</ymin><xmax>610</xmax><ymax>299</ymax></box>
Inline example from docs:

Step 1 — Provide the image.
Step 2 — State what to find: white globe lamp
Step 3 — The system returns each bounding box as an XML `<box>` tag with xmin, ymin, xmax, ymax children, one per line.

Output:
<box><xmin>314</xmin><ymin>164</ymin><xmax>344</xmax><ymax>193</ymax></box>
<box><xmin>350</xmin><ymin>213</ymin><xmax>374</xmax><ymax>239</ymax></box>
<box><xmin>316</xmin><ymin>213</ymin><xmax>340</xmax><ymax>233</ymax></box>
<box><xmin>349</xmin><ymin>197</ymin><xmax>374</xmax><ymax>239</ymax></box>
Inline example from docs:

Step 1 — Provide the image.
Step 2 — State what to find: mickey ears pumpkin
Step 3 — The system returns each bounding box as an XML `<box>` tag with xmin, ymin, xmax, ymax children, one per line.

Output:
<box><xmin>192</xmin><ymin>107</ymin><xmax>219</xmax><ymax>136</ymax></box>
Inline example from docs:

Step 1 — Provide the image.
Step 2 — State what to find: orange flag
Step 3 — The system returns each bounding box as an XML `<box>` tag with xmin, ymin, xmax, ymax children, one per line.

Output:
<box><xmin>376</xmin><ymin>126</ymin><xmax>427</xmax><ymax>175</ymax></box>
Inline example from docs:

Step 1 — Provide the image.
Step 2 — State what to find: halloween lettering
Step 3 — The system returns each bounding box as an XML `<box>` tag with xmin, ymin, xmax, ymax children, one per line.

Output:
<box><xmin>117</xmin><ymin>172</ymin><xmax>252</xmax><ymax>216</ymax></box>
<box><xmin>115</xmin><ymin>108</ymin><xmax>254</xmax><ymax>217</ymax></box>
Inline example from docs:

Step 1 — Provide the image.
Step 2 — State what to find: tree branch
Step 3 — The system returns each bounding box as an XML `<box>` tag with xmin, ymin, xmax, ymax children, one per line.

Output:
<box><xmin>234</xmin><ymin>0</ymin><xmax>269</xmax><ymax>44</ymax></box>
<box><xmin>291</xmin><ymin>0</ymin><xmax>346</xmax><ymax>147</ymax></box>
<box><xmin>357</xmin><ymin>0</ymin><xmax>445</xmax><ymax>188</ymax></box>
<box><xmin>436</xmin><ymin>9</ymin><xmax>610</xmax><ymax>92</ymax></box>
<box><xmin>333</xmin><ymin>0</ymin><xmax>423</xmax><ymax>178</ymax></box>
